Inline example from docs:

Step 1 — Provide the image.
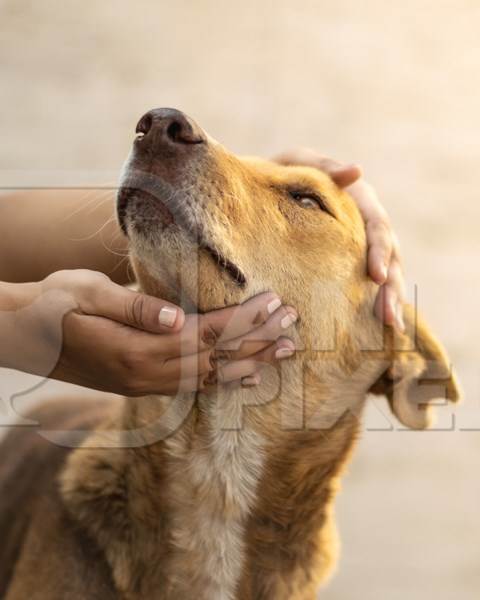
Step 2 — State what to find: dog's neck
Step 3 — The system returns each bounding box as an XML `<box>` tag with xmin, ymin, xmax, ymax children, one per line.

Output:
<box><xmin>60</xmin><ymin>362</ymin><xmax>367</xmax><ymax>600</ymax></box>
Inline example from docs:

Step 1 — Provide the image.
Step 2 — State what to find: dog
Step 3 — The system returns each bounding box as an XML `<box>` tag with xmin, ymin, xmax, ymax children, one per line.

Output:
<box><xmin>0</xmin><ymin>108</ymin><xmax>459</xmax><ymax>600</ymax></box>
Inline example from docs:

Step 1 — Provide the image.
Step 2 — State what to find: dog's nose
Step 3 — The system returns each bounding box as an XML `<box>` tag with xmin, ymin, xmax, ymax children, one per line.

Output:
<box><xmin>135</xmin><ymin>108</ymin><xmax>206</xmax><ymax>148</ymax></box>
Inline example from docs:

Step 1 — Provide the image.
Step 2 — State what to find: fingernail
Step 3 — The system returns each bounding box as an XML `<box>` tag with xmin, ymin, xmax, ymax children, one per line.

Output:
<box><xmin>267</xmin><ymin>297</ymin><xmax>282</xmax><ymax>314</ymax></box>
<box><xmin>275</xmin><ymin>347</ymin><xmax>295</xmax><ymax>360</ymax></box>
<box><xmin>159</xmin><ymin>306</ymin><xmax>177</xmax><ymax>327</ymax></box>
<box><xmin>281</xmin><ymin>313</ymin><xmax>297</xmax><ymax>329</ymax></box>
<box><xmin>242</xmin><ymin>374</ymin><xmax>261</xmax><ymax>387</ymax></box>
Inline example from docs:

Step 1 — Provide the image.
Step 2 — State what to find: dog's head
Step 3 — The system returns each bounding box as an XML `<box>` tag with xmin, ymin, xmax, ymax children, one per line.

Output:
<box><xmin>118</xmin><ymin>108</ymin><xmax>459</xmax><ymax>430</ymax></box>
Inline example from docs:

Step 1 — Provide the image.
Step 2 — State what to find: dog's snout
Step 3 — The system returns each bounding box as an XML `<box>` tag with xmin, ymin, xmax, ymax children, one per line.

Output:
<box><xmin>135</xmin><ymin>108</ymin><xmax>205</xmax><ymax>148</ymax></box>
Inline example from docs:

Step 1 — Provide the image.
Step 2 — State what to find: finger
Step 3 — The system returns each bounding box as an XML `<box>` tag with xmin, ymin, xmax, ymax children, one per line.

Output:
<box><xmin>219</xmin><ymin>335</ymin><xmax>296</xmax><ymax>366</ymax></box>
<box><xmin>346</xmin><ymin>181</ymin><xmax>397</xmax><ymax>286</ymax></box>
<box><xmin>374</xmin><ymin>281</ymin><xmax>405</xmax><ymax>332</ymax></box>
<box><xmin>344</xmin><ymin>180</ymin><xmax>382</xmax><ymax>218</ymax></box>
<box><xmin>387</xmin><ymin>264</ymin><xmax>406</xmax><ymax>332</ymax></box>
<box><xmin>136</xmin><ymin>332</ymin><xmax>229</xmax><ymax>386</ymax></box>
<box><xmin>215</xmin><ymin>305</ymin><xmax>298</xmax><ymax>358</ymax></box>
<box><xmin>161</xmin><ymin>346</ymin><xmax>215</xmax><ymax>382</ymax></box>
<box><xmin>274</xmin><ymin>149</ymin><xmax>362</xmax><ymax>189</ymax></box>
<box><xmin>217</xmin><ymin>357</ymin><xmax>260</xmax><ymax>383</ymax></box>
<box><xmin>217</xmin><ymin>339</ymin><xmax>294</xmax><ymax>383</ymax></box>
<box><xmin>198</xmin><ymin>291</ymin><xmax>284</xmax><ymax>345</ymax></box>
<box><xmin>329</xmin><ymin>164</ymin><xmax>363</xmax><ymax>188</ymax></box>
<box><xmin>374</xmin><ymin>285</ymin><xmax>395</xmax><ymax>327</ymax></box>
<box><xmin>257</xmin><ymin>337</ymin><xmax>296</xmax><ymax>363</ymax></box>
<box><xmin>387</xmin><ymin>258</ymin><xmax>406</xmax><ymax>304</ymax></box>
<box><xmin>140</xmin><ymin>292</ymin><xmax>285</xmax><ymax>358</ymax></box>
<box><xmin>83</xmin><ymin>279</ymin><xmax>185</xmax><ymax>333</ymax></box>
<box><xmin>366</xmin><ymin>217</ymin><xmax>393</xmax><ymax>284</ymax></box>
<box><xmin>162</xmin><ymin>336</ymin><xmax>295</xmax><ymax>394</ymax></box>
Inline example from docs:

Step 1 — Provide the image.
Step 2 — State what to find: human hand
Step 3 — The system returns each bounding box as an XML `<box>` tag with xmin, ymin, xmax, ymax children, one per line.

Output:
<box><xmin>0</xmin><ymin>270</ymin><xmax>297</xmax><ymax>396</ymax></box>
<box><xmin>274</xmin><ymin>148</ymin><xmax>406</xmax><ymax>331</ymax></box>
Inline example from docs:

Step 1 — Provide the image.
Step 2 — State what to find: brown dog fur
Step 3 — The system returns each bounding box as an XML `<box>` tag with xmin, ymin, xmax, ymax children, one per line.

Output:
<box><xmin>0</xmin><ymin>110</ymin><xmax>460</xmax><ymax>599</ymax></box>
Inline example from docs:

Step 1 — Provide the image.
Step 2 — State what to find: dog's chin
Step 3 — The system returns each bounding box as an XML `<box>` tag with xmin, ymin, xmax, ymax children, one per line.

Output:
<box><xmin>131</xmin><ymin>237</ymin><xmax>250</xmax><ymax>313</ymax></box>
<box><xmin>137</xmin><ymin>265</ymin><xmax>247</xmax><ymax>314</ymax></box>
<box><xmin>121</xmin><ymin>186</ymin><xmax>248</xmax><ymax>301</ymax></box>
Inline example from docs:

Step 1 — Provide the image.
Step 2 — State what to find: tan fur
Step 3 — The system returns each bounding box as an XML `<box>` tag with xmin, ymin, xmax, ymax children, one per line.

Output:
<box><xmin>0</xmin><ymin>112</ymin><xmax>460</xmax><ymax>599</ymax></box>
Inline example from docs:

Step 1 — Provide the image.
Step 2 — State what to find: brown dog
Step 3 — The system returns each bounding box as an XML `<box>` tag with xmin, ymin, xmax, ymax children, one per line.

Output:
<box><xmin>0</xmin><ymin>109</ymin><xmax>459</xmax><ymax>600</ymax></box>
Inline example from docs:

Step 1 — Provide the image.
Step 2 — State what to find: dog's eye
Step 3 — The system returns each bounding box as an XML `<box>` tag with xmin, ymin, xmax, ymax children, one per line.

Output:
<box><xmin>293</xmin><ymin>195</ymin><xmax>318</xmax><ymax>208</ymax></box>
<box><xmin>288</xmin><ymin>191</ymin><xmax>333</xmax><ymax>216</ymax></box>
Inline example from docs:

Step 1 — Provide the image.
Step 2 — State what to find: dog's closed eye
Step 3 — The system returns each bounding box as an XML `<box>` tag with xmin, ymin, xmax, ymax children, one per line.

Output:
<box><xmin>287</xmin><ymin>190</ymin><xmax>335</xmax><ymax>218</ymax></box>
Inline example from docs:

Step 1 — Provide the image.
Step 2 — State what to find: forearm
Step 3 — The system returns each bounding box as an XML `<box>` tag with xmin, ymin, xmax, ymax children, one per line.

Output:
<box><xmin>0</xmin><ymin>189</ymin><xmax>130</xmax><ymax>284</ymax></box>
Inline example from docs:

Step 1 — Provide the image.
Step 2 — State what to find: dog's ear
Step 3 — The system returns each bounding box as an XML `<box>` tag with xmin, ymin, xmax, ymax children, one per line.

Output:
<box><xmin>369</xmin><ymin>305</ymin><xmax>461</xmax><ymax>429</ymax></box>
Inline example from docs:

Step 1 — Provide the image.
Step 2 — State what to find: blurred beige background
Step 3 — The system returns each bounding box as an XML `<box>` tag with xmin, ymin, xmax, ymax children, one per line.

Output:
<box><xmin>1</xmin><ymin>0</ymin><xmax>480</xmax><ymax>598</ymax></box>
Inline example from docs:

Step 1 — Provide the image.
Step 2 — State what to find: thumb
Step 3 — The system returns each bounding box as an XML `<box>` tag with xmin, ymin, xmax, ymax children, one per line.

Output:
<box><xmin>86</xmin><ymin>280</ymin><xmax>185</xmax><ymax>333</ymax></box>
